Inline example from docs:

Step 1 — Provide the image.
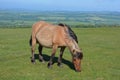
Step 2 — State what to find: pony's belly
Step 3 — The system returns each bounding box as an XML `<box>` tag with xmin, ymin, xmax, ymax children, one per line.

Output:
<box><xmin>36</xmin><ymin>33</ymin><xmax>53</xmax><ymax>48</ymax></box>
<box><xmin>39</xmin><ymin>40</ymin><xmax>52</xmax><ymax>48</ymax></box>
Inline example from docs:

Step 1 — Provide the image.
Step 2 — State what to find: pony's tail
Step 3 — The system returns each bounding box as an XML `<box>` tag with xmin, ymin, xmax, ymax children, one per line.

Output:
<box><xmin>29</xmin><ymin>36</ymin><xmax>32</xmax><ymax>47</ymax></box>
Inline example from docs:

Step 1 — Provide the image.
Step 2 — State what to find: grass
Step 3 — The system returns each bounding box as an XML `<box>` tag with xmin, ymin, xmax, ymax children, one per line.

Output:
<box><xmin>0</xmin><ymin>27</ymin><xmax>120</xmax><ymax>80</ymax></box>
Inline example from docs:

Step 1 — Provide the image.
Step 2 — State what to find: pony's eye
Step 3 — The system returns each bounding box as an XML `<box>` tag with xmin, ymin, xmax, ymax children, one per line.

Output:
<box><xmin>72</xmin><ymin>49</ymin><xmax>75</xmax><ymax>53</ymax></box>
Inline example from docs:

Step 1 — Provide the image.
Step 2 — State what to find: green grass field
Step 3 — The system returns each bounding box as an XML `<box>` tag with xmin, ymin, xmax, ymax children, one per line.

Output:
<box><xmin>0</xmin><ymin>28</ymin><xmax>120</xmax><ymax>80</ymax></box>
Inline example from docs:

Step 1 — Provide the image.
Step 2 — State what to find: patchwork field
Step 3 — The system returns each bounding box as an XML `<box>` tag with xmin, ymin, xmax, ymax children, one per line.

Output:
<box><xmin>0</xmin><ymin>10</ymin><xmax>120</xmax><ymax>28</ymax></box>
<box><xmin>0</xmin><ymin>28</ymin><xmax>120</xmax><ymax>80</ymax></box>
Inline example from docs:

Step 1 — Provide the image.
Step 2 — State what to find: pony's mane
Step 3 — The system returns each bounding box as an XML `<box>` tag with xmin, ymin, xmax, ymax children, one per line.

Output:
<box><xmin>58</xmin><ymin>23</ymin><xmax>78</xmax><ymax>43</ymax></box>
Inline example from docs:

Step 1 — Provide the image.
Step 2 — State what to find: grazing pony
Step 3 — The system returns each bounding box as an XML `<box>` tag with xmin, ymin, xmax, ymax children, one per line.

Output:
<box><xmin>29</xmin><ymin>21</ymin><xmax>83</xmax><ymax>72</ymax></box>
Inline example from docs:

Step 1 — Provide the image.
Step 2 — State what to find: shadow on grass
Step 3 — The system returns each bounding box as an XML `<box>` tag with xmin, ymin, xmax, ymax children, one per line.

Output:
<box><xmin>34</xmin><ymin>54</ymin><xmax>75</xmax><ymax>71</ymax></box>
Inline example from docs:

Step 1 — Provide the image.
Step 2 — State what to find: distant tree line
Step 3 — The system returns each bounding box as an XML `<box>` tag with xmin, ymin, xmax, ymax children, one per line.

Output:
<box><xmin>71</xmin><ymin>24</ymin><xmax>120</xmax><ymax>28</ymax></box>
<box><xmin>0</xmin><ymin>23</ymin><xmax>120</xmax><ymax>28</ymax></box>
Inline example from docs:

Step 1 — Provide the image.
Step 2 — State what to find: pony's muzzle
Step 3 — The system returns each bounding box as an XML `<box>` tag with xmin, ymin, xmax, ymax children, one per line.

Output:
<box><xmin>73</xmin><ymin>57</ymin><xmax>82</xmax><ymax>72</ymax></box>
<box><xmin>74</xmin><ymin>66</ymin><xmax>81</xmax><ymax>72</ymax></box>
<box><xmin>75</xmin><ymin>69</ymin><xmax>81</xmax><ymax>72</ymax></box>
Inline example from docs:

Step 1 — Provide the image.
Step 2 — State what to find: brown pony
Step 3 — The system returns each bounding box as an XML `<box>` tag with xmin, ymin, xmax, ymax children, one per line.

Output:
<box><xmin>29</xmin><ymin>21</ymin><xmax>83</xmax><ymax>72</ymax></box>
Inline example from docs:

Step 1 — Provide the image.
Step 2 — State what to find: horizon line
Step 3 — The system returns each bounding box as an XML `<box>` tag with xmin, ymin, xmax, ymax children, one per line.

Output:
<box><xmin>0</xmin><ymin>8</ymin><xmax>120</xmax><ymax>12</ymax></box>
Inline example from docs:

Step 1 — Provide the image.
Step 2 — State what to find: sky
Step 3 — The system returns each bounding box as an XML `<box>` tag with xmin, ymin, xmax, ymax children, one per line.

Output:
<box><xmin>0</xmin><ymin>0</ymin><xmax>120</xmax><ymax>11</ymax></box>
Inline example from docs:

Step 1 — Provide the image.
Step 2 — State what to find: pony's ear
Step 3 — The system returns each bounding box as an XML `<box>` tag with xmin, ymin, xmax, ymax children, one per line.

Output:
<box><xmin>58</xmin><ymin>23</ymin><xmax>65</xmax><ymax>26</ymax></box>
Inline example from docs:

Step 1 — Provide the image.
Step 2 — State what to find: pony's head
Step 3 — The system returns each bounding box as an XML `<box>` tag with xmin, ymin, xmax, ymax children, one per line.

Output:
<box><xmin>72</xmin><ymin>49</ymin><xmax>83</xmax><ymax>72</ymax></box>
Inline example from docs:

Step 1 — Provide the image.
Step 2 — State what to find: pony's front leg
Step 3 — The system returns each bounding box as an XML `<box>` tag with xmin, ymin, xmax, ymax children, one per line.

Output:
<box><xmin>57</xmin><ymin>47</ymin><xmax>65</xmax><ymax>67</ymax></box>
<box><xmin>48</xmin><ymin>45</ymin><xmax>58</xmax><ymax>68</ymax></box>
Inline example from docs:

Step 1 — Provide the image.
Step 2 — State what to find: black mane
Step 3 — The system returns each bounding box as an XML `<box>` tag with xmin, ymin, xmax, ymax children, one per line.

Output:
<box><xmin>58</xmin><ymin>23</ymin><xmax>78</xmax><ymax>43</ymax></box>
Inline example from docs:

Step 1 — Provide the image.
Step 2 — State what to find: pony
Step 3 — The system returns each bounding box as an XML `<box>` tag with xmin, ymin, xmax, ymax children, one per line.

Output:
<box><xmin>29</xmin><ymin>21</ymin><xmax>83</xmax><ymax>72</ymax></box>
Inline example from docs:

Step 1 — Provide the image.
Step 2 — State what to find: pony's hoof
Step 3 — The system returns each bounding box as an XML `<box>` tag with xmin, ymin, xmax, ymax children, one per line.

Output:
<box><xmin>57</xmin><ymin>63</ymin><xmax>63</xmax><ymax>68</ymax></box>
<box><xmin>42</xmin><ymin>61</ymin><xmax>45</xmax><ymax>63</ymax></box>
<box><xmin>31</xmin><ymin>60</ymin><xmax>35</xmax><ymax>64</ymax></box>
<box><xmin>47</xmin><ymin>63</ymin><xmax>52</xmax><ymax>69</ymax></box>
<box><xmin>39</xmin><ymin>59</ymin><xmax>45</xmax><ymax>63</ymax></box>
<box><xmin>48</xmin><ymin>66</ymin><xmax>52</xmax><ymax>69</ymax></box>
<box><xmin>41</xmin><ymin>60</ymin><xmax>45</xmax><ymax>63</ymax></box>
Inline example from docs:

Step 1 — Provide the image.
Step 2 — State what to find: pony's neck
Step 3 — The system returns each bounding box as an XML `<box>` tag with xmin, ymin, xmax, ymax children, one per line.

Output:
<box><xmin>63</xmin><ymin>26</ymin><xmax>80</xmax><ymax>52</ymax></box>
<box><xmin>65</xmin><ymin>37</ymin><xmax>80</xmax><ymax>53</ymax></box>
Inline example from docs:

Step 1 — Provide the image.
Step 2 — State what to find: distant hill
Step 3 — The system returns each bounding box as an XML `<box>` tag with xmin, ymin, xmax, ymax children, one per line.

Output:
<box><xmin>0</xmin><ymin>10</ymin><xmax>120</xmax><ymax>28</ymax></box>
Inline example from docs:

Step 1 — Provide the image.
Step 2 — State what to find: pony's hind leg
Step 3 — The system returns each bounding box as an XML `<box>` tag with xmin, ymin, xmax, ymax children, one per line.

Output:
<box><xmin>57</xmin><ymin>47</ymin><xmax>65</xmax><ymax>67</ymax></box>
<box><xmin>31</xmin><ymin>38</ymin><xmax>36</xmax><ymax>64</ymax></box>
<box><xmin>31</xmin><ymin>48</ymin><xmax>35</xmax><ymax>64</ymax></box>
<box><xmin>38</xmin><ymin>44</ymin><xmax>45</xmax><ymax>63</ymax></box>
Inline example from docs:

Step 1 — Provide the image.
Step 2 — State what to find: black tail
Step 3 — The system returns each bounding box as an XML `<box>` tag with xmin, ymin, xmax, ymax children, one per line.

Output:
<box><xmin>58</xmin><ymin>23</ymin><xmax>78</xmax><ymax>43</ymax></box>
<box><xmin>29</xmin><ymin>36</ymin><xmax>32</xmax><ymax>46</ymax></box>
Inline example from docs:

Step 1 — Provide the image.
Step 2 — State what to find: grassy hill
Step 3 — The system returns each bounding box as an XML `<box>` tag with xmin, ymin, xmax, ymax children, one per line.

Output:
<box><xmin>0</xmin><ymin>28</ymin><xmax>120</xmax><ymax>80</ymax></box>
